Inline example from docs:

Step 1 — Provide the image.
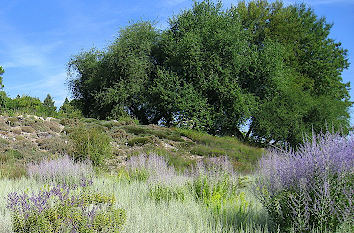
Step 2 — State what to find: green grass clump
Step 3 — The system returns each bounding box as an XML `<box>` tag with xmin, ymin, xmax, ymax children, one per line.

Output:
<box><xmin>190</xmin><ymin>145</ymin><xmax>227</xmax><ymax>157</ymax></box>
<box><xmin>149</xmin><ymin>184</ymin><xmax>185</xmax><ymax>203</ymax></box>
<box><xmin>69</xmin><ymin>125</ymin><xmax>112</xmax><ymax>166</ymax></box>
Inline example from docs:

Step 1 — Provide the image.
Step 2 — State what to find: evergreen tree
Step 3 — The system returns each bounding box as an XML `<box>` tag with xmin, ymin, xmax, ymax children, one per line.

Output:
<box><xmin>43</xmin><ymin>94</ymin><xmax>57</xmax><ymax>116</ymax></box>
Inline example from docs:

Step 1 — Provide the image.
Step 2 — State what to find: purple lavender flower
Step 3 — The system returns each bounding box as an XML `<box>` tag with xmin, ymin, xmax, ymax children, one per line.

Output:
<box><xmin>27</xmin><ymin>155</ymin><xmax>94</xmax><ymax>186</ymax></box>
<box><xmin>256</xmin><ymin>132</ymin><xmax>353</xmax><ymax>232</ymax></box>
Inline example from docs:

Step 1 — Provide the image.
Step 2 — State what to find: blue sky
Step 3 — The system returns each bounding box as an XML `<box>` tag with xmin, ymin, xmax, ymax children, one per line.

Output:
<box><xmin>0</xmin><ymin>0</ymin><xmax>353</xmax><ymax>125</ymax></box>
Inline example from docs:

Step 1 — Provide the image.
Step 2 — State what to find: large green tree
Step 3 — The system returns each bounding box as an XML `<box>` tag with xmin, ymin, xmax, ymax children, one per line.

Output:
<box><xmin>232</xmin><ymin>0</ymin><xmax>351</xmax><ymax>145</ymax></box>
<box><xmin>68</xmin><ymin>0</ymin><xmax>352</xmax><ymax>146</ymax></box>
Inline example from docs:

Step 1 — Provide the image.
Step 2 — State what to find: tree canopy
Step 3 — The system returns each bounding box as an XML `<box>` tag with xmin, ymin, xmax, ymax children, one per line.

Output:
<box><xmin>68</xmin><ymin>0</ymin><xmax>352</xmax><ymax>146</ymax></box>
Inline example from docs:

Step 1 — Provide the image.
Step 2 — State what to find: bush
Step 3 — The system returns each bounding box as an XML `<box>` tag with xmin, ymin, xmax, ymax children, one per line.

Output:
<box><xmin>256</xmin><ymin>133</ymin><xmax>353</xmax><ymax>232</ymax></box>
<box><xmin>0</xmin><ymin>163</ymin><xmax>27</xmax><ymax>179</ymax></box>
<box><xmin>10</xmin><ymin>127</ymin><xmax>22</xmax><ymax>134</ymax></box>
<box><xmin>127</xmin><ymin>136</ymin><xmax>154</xmax><ymax>146</ymax></box>
<box><xmin>36</xmin><ymin>136</ymin><xmax>73</xmax><ymax>155</ymax></box>
<box><xmin>122</xmin><ymin>125</ymin><xmax>148</xmax><ymax>135</ymax></box>
<box><xmin>20</xmin><ymin>126</ymin><xmax>35</xmax><ymax>133</ymax></box>
<box><xmin>69</xmin><ymin>125</ymin><xmax>112</xmax><ymax>166</ymax></box>
<box><xmin>7</xmin><ymin>183</ymin><xmax>126</xmax><ymax>233</ymax></box>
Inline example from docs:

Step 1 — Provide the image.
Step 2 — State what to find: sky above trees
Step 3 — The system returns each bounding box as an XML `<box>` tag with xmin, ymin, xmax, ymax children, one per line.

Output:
<box><xmin>0</xmin><ymin>0</ymin><xmax>353</xmax><ymax>124</ymax></box>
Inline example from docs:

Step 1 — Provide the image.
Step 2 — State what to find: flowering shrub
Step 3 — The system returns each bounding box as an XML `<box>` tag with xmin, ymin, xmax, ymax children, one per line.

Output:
<box><xmin>27</xmin><ymin>155</ymin><xmax>94</xmax><ymax>186</ymax></box>
<box><xmin>7</xmin><ymin>183</ymin><xmax>126</xmax><ymax>233</ymax></box>
<box><xmin>126</xmin><ymin>154</ymin><xmax>180</xmax><ymax>184</ymax></box>
<box><xmin>256</xmin><ymin>133</ymin><xmax>353</xmax><ymax>232</ymax></box>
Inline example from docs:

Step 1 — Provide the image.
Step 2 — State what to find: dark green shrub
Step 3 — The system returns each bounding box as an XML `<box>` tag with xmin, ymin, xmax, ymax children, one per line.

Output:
<box><xmin>164</xmin><ymin>153</ymin><xmax>195</xmax><ymax>172</ymax></box>
<box><xmin>69</xmin><ymin>125</ymin><xmax>112</xmax><ymax>166</ymax></box>
<box><xmin>127</xmin><ymin>136</ymin><xmax>154</xmax><ymax>146</ymax></box>
<box><xmin>122</xmin><ymin>125</ymin><xmax>148</xmax><ymax>135</ymax></box>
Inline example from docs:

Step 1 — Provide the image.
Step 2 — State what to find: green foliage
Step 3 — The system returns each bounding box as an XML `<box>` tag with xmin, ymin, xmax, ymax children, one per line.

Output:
<box><xmin>149</xmin><ymin>184</ymin><xmax>185</xmax><ymax>203</ymax></box>
<box><xmin>43</xmin><ymin>94</ymin><xmax>57</xmax><ymax>117</ymax></box>
<box><xmin>126</xmin><ymin>168</ymin><xmax>150</xmax><ymax>182</ymax></box>
<box><xmin>178</xmin><ymin>128</ymin><xmax>264</xmax><ymax>172</ymax></box>
<box><xmin>190</xmin><ymin>145</ymin><xmax>226</xmax><ymax>157</ymax></box>
<box><xmin>122</xmin><ymin>125</ymin><xmax>184</xmax><ymax>141</ymax></box>
<box><xmin>68</xmin><ymin>0</ymin><xmax>352</xmax><ymax>147</ymax></box>
<box><xmin>0</xmin><ymin>67</ymin><xmax>5</xmax><ymax>109</ymax></box>
<box><xmin>0</xmin><ymin>94</ymin><xmax>60</xmax><ymax>117</ymax></box>
<box><xmin>58</xmin><ymin>98</ymin><xmax>83</xmax><ymax>118</ymax></box>
<box><xmin>69</xmin><ymin>124</ymin><xmax>112</xmax><ymax>166</ymax></box>
<box><xmin>0</xmin><ymin>66</ymin><xmax>4</xmax><ymax>89</ymax></box>
<box><xmin>127</xmin><ymin>136</ymin><xmax>154</xmax><ymax>146</ymax></box>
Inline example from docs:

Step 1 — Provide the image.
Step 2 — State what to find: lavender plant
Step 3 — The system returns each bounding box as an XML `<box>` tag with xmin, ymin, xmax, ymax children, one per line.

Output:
<box><xmin>27</xmin><ymin>155</ymin><xmax>94</xmax><ymax>186</ymax></box>
<box><xmin>7</xmin><ymin>182</ymin><xmax>126</xmax><ymax>232</ymax></box>
<box><xmin>256</xmin><ymin>132</ymin><xmax>353</xmax><ymax>232</ymax></box>
<box><xmin>126</xmin><ymin>153</ymin><xmax>184</xmax><ymax>185</ymax></box>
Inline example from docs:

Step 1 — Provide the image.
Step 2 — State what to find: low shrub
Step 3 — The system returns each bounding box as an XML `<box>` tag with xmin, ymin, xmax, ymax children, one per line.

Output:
<box><xmin>149</xmin><ymin>129</ymin><xmax>184</xmax><ymax>142</ymax></box>
<box><xmin>45</xmin><ymin>120</ymin><xmax>63</xmax><ymax>133</ymax></box>
<box><xmin>7</xmin><ymin>183</ymin><xmax>126</xmax><ymax>233</ymax></box>
<box><xmin>127</xmin><ymin>136</ymin><xmax>154</xmax><ymax>146</ymax></box>
<box><xmin>6</xmin><ymin>117</ymin><xmax>20</xmax><ymax>127</ymax></box>
<box><xmin>256</xmin><ymin>133</ymin><xmax>353</xmax><ymax>232</ymax></box>
<box><xmin>122</xmin><ymin>125</ymin><xmax>148</xmax><ymax>135</ymax></box>
<box><xmin>0</xmin><ymin>121</ymin><xmax>10</xmax><ymax>131</ymax></box>
<box><xmin>110</xmin><ymin>127</ymin><xmax>130</xmax><ymax>142</ymax></box>
<box><xmin>20</xmin><ymin>126</ymin><xmax>35</xmax><ymax>133</ymax></box>
<box><xmin>36</xmin><ymin>136</ymin><xmax>73</xmax><ymax>155</ymax></box>
<box><xmin>0</xmin><ymin>162</ymin><xmax>27</xmax><ymax>179</ymax></box>
<box><xmin>69</xmin><ymin>125</ymin><xmax>112</xmax><ymax>166</ymax></box>
<box><xmin>10</xmin><ymin>127</ymin><xmax>22</xmax><ymax>135</ymax></box>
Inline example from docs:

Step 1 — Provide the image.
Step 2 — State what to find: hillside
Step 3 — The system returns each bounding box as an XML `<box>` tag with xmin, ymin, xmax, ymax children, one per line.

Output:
<box><xmin>0</xmin><ymin>114</ymin><xmax>264</xmax><ymax>178</ymax></box>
